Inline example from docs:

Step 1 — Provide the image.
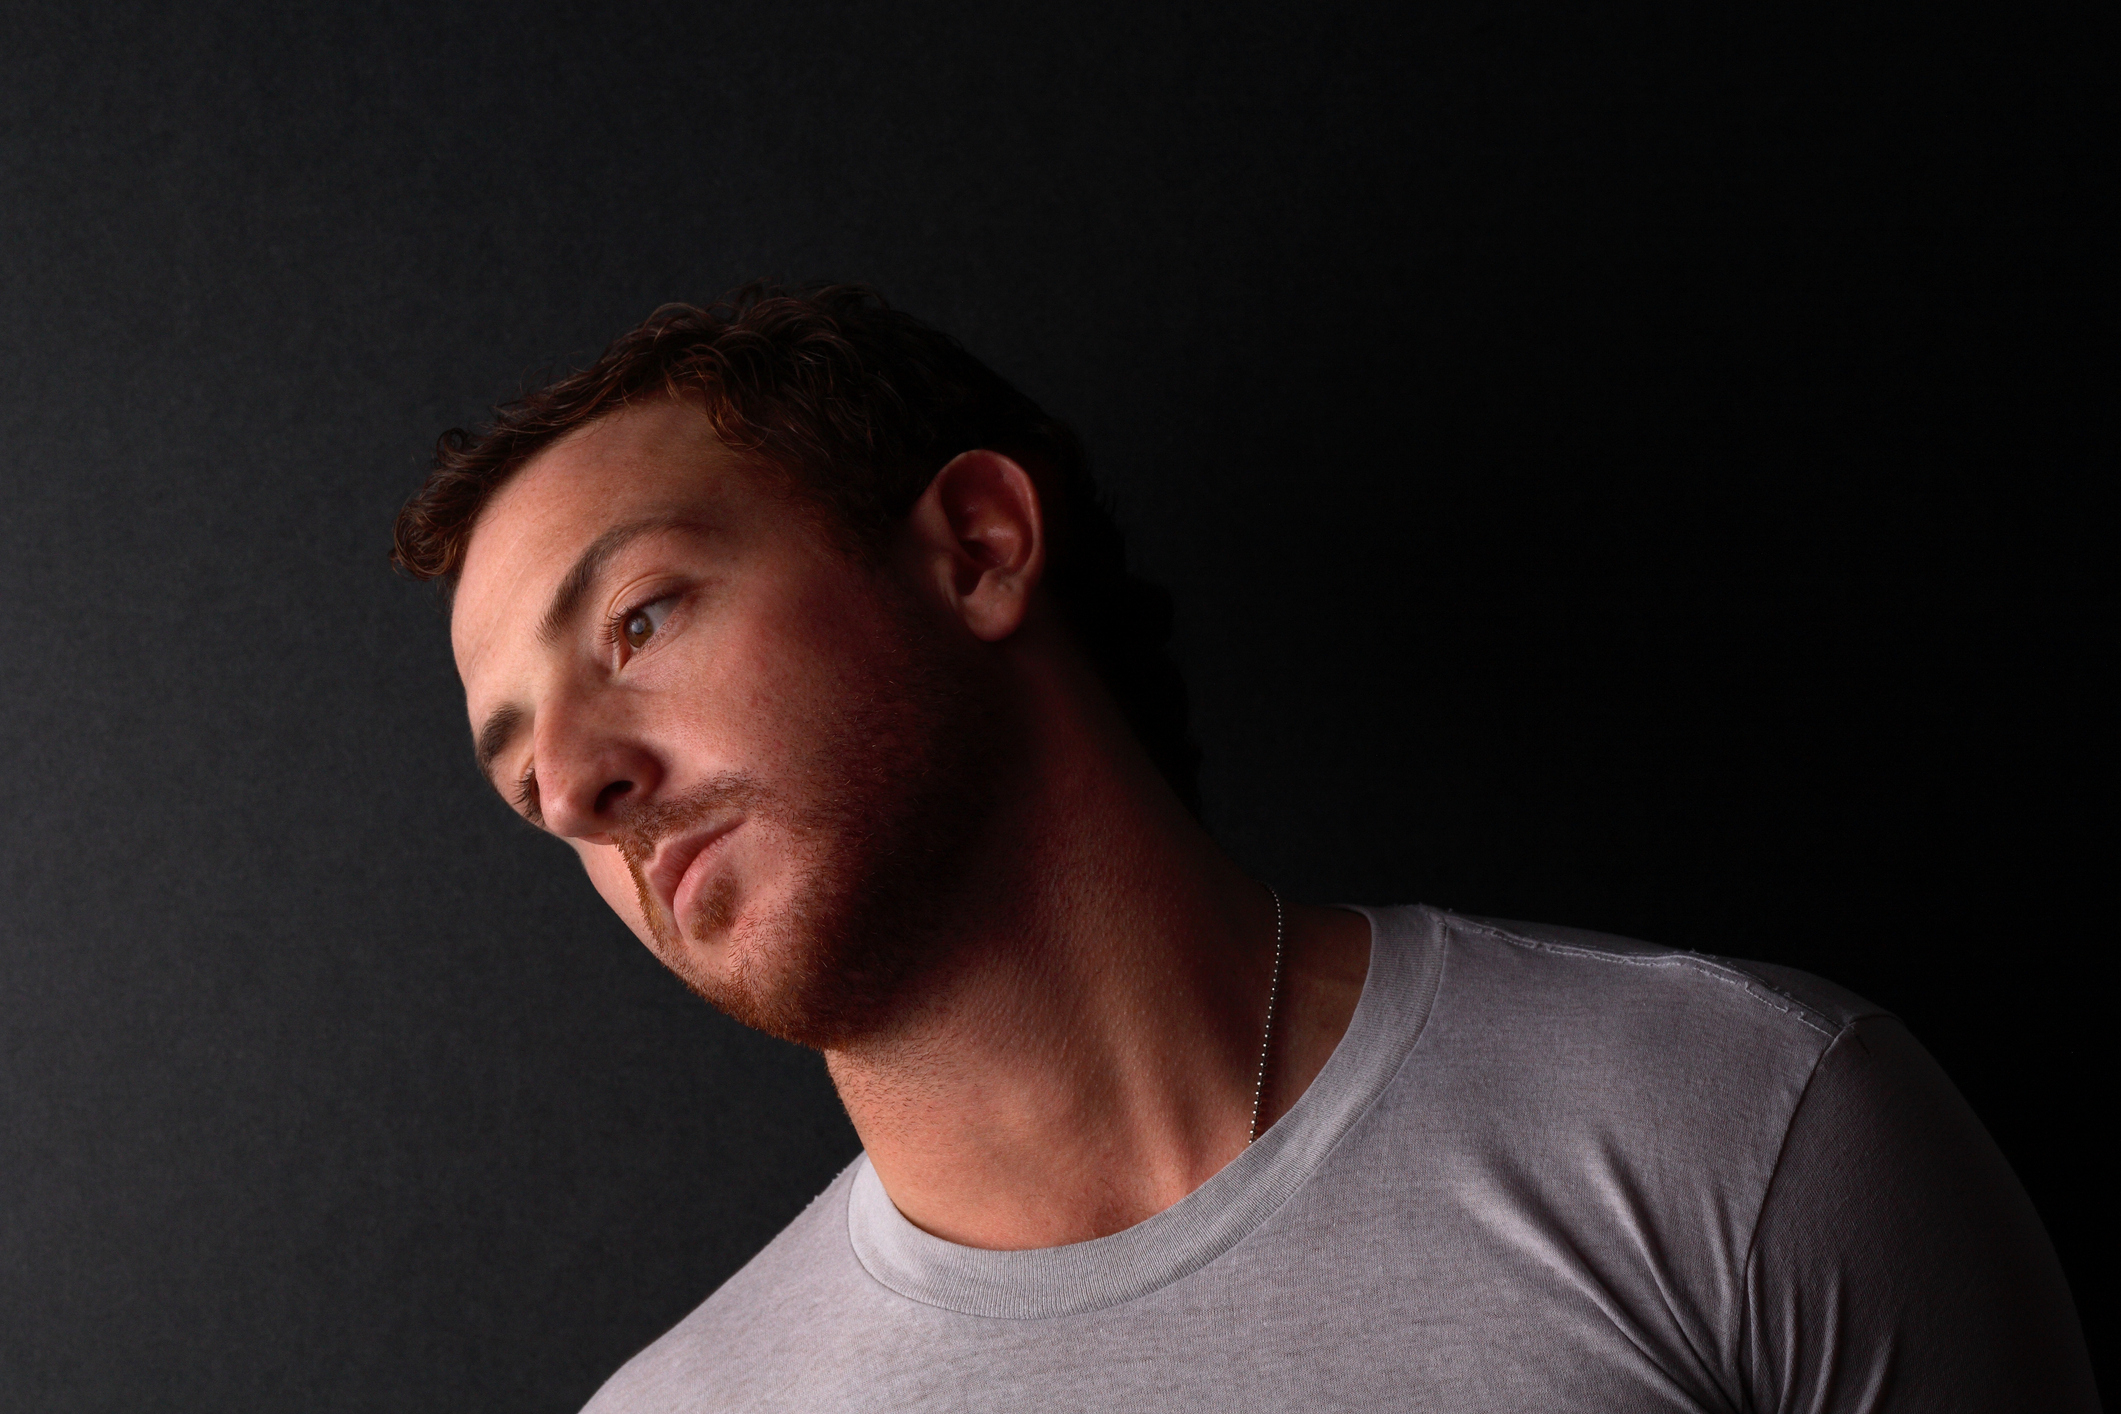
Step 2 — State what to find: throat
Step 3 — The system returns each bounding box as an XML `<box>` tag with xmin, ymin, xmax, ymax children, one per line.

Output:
<box><xmin>824</xmin><ymin>881</ymin><xmax>1369</xmax><ymax>1252</ymax></box>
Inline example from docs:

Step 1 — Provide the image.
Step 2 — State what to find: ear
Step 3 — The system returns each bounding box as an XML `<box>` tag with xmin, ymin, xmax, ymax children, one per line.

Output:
<box><xmin>903</xmin><ymin>449</ymin><xmax>1047</xmax><ymax>642</ymax></box>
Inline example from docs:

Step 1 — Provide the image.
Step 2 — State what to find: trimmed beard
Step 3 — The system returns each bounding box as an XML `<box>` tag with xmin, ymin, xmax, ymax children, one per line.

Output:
<box><xmin>615</xmin><ymin>579</ymin><xmax>1005</xmax><ymax>1050</ymax></box>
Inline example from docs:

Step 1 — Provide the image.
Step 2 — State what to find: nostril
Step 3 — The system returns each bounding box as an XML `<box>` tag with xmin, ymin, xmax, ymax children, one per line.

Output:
<box><xmin>595</xmin><ymin>780</ymin><xmax>634</xmax><ymax>816</ymax></box>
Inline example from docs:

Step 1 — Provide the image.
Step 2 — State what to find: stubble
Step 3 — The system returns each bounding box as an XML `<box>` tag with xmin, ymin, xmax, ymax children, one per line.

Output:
<box><xmin>616</xmin><ymin>579</ymin><xmax>1005</xmax><ymax>1050</ymax></box>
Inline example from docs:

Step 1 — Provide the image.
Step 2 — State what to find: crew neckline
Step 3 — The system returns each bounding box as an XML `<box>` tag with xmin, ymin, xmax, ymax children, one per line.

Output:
<box><xmin>844</xmin><ymin>903</ymin><xmax>1446</xmax><ymax>1320</ymax></box>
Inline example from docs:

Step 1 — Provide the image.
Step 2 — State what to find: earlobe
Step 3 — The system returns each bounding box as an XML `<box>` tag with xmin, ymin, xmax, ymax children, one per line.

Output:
<box><xmin>911</xmin><ymin>450</ymin><xmax>1046</xmax><ymax>642</ymax></box>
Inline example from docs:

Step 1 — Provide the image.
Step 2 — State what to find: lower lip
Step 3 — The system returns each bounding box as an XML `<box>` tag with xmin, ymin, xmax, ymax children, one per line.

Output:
<box><xmin>668</xmin><ymin>826</ymin><xmax>740</xmax><ymax>930</ymax></box>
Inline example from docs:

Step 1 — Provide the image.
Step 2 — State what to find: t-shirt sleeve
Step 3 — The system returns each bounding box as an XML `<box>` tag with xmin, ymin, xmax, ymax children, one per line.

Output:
<box><xmin>1738</xmin><ymin>1014</ymin><xmax>2096</xmax><ymax>1413</ymax></box>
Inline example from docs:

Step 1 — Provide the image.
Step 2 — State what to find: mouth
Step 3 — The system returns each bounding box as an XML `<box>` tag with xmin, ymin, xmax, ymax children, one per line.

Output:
<box><xmin>644</xmin><ymin>819</ymin><xmax>744</xmax><ymax>927</ymax></box>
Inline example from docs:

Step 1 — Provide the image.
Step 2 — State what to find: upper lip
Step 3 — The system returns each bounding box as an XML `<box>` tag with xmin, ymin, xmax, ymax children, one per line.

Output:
<box><xmin>642</xmin><ymin>819</ymin><xmax>742</xmax><ymax>918</ymax></box>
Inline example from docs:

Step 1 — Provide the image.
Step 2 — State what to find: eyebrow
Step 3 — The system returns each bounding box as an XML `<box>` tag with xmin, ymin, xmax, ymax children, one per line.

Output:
<box><xmin>536</xmin><ymin>516</ymin><xmax>693</xmax><ymax>647</ymax></box>
<box><xmin>470</xmin><ymin>514</ymin><xmax>703</xmax><ymax>789</ymax></box>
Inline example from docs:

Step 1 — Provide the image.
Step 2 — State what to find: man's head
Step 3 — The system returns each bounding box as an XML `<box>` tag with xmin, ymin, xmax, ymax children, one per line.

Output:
<box><xmin>394</xmin><ymin>285</ymin><xmax>1195</xmax><ymax>1046</ymax></box>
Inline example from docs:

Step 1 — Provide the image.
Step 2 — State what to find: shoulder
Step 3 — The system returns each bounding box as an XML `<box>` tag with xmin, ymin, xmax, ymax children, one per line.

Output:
<box><xmin>580</xmin><ymin>1159</ymin><xmax>870</xmax><ymax>1414</ymax></box>
<box><xmin>1404</xmin><ymin>907</ymin><xmax>1885</xmax><ymax>1084</ymax></box>
<box><xmin>1434</xmin><ymin>909</ymin><xmax>1881</xmax><ymax>1037</ymax></box>
<box><xmin>1356</xmin><ymin>909</ymin><xmax>2097</xmax><ymax>1404</ymax></box>
<box><xmin>1366</xmin><ymin>906</ymin><xmax>1892</xmax><ymax>1225</ymax></box>
<box><xmin>1741</xmin><ymin>1009</ymin><xmax>2098</xmax><ymax>1405</ymax></box>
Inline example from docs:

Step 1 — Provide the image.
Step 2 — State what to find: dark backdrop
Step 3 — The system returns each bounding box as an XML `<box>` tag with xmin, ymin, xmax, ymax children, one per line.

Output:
<box><xmin>1</xmin><ymin>1</ymin><xmax>2105</xmax><ymax>1407</ymax></box>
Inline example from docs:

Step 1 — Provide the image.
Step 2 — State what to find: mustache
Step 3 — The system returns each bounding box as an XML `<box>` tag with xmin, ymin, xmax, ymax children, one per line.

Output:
<box><xmin>614</xmin><ymin>775</ymin><xmax>769</xmax><ymax>873</ymax></box>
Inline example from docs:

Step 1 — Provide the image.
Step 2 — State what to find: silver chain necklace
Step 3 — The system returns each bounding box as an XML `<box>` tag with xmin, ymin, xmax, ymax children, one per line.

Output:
<box><xmin>1247</xmin><ymin>886</ymin><xmax>1286</xmax><ymax>1145</ymax></box>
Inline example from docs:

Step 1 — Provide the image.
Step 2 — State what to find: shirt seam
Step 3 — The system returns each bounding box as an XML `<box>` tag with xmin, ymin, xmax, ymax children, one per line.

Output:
<box><xmin>1731</xmin><ymin>1018</ymin><xmax>1856</xmax><ymax>1411</ymax></box>
<box><xmin>1447</xmin><ymin>914</ymin><xmax>1842</xmax><ymax>1040</ymax></box>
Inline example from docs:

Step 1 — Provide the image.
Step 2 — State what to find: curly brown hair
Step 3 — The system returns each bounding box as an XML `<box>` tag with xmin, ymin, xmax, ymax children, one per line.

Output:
<box><xmin>393</xmin><ymin>282</ymin><xmax>1199</xmax><ymax>811</ymax></box>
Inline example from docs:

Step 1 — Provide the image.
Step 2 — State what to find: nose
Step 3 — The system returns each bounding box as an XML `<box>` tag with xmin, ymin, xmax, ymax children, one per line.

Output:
<box><xmin>533</xmin><ymin>697</ymin><xmax>664</xmax><ymax>844</ymax></box>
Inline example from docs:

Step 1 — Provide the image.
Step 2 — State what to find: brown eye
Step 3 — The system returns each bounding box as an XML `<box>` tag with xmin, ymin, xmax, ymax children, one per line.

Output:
<box><xmin>620</xmin><ymin>596</ymin><xmax>676</xmax><ymax>653</ymax></box>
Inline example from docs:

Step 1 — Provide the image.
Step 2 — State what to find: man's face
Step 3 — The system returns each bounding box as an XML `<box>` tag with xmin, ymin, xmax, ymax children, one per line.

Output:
<box><xmin>451</xmin><ymin>399</ymin><xmax>999</xmax><ymax>1048</ymax></box>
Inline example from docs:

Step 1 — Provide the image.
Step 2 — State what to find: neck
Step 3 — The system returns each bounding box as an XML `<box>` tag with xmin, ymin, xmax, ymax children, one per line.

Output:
<box><xmin>822</xmin><ymin>643</ymin><xmax>1368</xmax><ymax>1251</ymax></box>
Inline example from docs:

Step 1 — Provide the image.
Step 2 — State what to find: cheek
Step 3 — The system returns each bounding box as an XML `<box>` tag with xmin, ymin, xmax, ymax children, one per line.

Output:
<box><xmin>575</xmin><ymin>841</ymin><xmax>656</xmax><ymax>946</ymax></box>
<box><xmin>686</xmin><ymin>577</ymin><xmax>896</xmax><ymax>769</ymax></box>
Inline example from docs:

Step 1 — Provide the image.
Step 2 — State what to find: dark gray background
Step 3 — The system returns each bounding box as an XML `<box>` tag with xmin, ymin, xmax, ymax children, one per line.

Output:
<box><xmin>1</xmin><ymin>0</ymin><xmax>2105</xmax><ymax>1407</ymax></box>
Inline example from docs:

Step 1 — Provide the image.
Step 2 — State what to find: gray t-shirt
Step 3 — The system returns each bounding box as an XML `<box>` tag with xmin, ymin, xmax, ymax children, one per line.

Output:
<box><xmin>584</xmin><ymin>906</ymin><xmax>2094</xmax><ymax>1411</ymax></box>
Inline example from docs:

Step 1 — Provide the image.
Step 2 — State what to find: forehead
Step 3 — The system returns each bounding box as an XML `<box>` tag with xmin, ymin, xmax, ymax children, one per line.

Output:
<box><xmin>449</xmin><ymin>398</ymin><xmax>748</xmax><ymax>675</ymax></box>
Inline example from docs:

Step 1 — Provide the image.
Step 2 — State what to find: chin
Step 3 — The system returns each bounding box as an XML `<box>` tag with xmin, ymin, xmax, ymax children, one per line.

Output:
<box><xmin>616</xmin><ymin>581</ymin><xmax>1007</xmax><ymax>1049</ymax></box>
<box><xmin>670</xmin><ymin>847</ymin><xmax>943</xmax><ymax>1051</ymax></box>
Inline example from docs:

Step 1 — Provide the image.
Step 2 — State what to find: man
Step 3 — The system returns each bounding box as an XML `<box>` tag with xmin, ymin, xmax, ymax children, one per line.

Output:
<box><xmin>396</xmin><ymin>285</ymin><xmax>2094</xmax><ymax>1410</ymax></box>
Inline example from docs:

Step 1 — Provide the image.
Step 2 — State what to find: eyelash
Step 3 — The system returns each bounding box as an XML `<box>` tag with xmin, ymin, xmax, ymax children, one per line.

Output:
<box><xmin>597</xmin><ymin>590</ymin><xmax>674</xmax><ymax>658</ymax></box>
<box><xmin>512</xmin><ymin>764</ymin><xmax>541</xmax><ymax>823</ymax></box>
